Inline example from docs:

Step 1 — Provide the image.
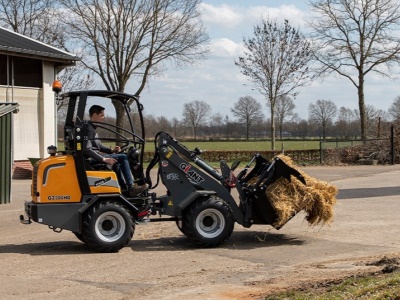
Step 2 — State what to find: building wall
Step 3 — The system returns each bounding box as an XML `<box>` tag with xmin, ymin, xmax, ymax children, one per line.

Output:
<box><xmin>0</xmin><ymin>61</ymin><xmax>56</xmax><ymax>162</ymax></box>
<box><xmin>41</xmin><ymin>61</ymin><xmax>57</xmax><ymax>156</ymax></box>
<box><xmin>0</xmin><ymin>61</ymin><xmax>58</xmax><ymax>179</ymax></box>
<box><xmin>0</xmin><ymin>87</ymin><xmax>42</xmax><ymax>160</ymax></box>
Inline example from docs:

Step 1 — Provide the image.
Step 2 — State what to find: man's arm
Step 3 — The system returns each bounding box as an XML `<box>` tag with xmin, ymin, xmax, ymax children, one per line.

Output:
<box><xmin>83</xmin><ymin>123</ymin><xmax>112</xmax><ymax>162</ymax></box>
<box><xmin>83</xmin><ymin>146</ymin><xmax>105</xmax><ymax>162</ymax></box>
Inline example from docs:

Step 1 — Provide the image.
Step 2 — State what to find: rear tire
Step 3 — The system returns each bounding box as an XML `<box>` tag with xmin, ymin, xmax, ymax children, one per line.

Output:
<box><xmin>81</xmin><ymin>200</ymin><xmax>135</xmax><ymax>252</ymax></box>
<box><xmin>182</xmin><ymin>196</ymin><xmax>234</xmax><ymax>247</ymax></box>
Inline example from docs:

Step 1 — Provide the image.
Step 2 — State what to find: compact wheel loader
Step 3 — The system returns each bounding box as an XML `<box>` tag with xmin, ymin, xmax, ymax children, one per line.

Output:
<box><xmin>20</xmin><ymin>89</ymin><xmax>305</xmax><ymax>252</ymax></box>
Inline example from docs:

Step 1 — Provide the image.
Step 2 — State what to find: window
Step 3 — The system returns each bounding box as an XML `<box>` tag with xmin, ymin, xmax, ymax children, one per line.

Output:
<box><xmin>13</xmin><ymin>57</ymin><xmax>42</xmax><ymax>88</ymax></box>
<box><xmin>0</xmin><ymin>54</ymin><xmax>7</xmax><ymax>85</ymax></box>
<box><xmin>0</xmin><ymin>55</ymin><xmax>42</xmax><ymax>88</ymax></box>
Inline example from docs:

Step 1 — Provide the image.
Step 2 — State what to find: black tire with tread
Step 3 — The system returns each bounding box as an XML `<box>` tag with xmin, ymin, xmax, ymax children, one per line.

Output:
<box><xmin>81</xmin><ymin>199</ymin><xmax>135</xmax><ymax>253</ymax></box>
<box><xmin>175</xmin><ymin>219</ymin><xmax>184</xmax><ymax>234</ymax></box>
<box><xmin>182</xmin><ymin>196</ymin><xmax>234</xmax><ymax>247</ymax></box>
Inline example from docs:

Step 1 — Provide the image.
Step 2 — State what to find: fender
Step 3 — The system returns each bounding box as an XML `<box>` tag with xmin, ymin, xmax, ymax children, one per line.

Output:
<box><xmin>177</xmin><ymin>190</ymin><xmax>216</xmax><ymax>215</ymax></box>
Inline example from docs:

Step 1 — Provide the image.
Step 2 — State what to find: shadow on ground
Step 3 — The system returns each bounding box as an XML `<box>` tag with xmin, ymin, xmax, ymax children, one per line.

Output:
<box><xmin>338</xmin><ymin>186</ymin><xmax>400</xmax><ymax>199</ymax></box>
<box><xmin>0</xmin><ymin>231</ymin><xmax>305</xmax><ymax>255</ymax></box>
<box><xmin>129</xmin><ymin>230</ymin><xmax>305</xmax><ymax>252</ymax></box>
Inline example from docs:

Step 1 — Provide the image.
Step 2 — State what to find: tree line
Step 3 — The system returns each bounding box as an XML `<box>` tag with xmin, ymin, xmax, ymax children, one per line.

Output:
<box><xmin>57</xmin><ymin>95</ymin><xmax>398</xmax><ymax>142</ymax></box>
<box><xmin>141</xmin><ymin>95</ymin><xmax>398</xmax><ymax>141</ymax></box>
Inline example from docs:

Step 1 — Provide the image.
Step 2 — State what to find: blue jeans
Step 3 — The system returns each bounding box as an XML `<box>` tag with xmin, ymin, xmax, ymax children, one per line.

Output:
<box><xmin>105</xmin><ymin>153</ymin><xmax>133</xmax><ymax>189</ymax></box>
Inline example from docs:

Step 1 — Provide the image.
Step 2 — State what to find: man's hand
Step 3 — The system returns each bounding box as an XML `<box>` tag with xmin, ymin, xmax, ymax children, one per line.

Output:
<box><xmin>103</xmin><ymin>157</ymin><xmax>117</xmax><ymax>165</ymax></box>
<box><xmin>113</xmin><ymin>146</ymin><xmax>121</xmax><ymax>153</ymax></box>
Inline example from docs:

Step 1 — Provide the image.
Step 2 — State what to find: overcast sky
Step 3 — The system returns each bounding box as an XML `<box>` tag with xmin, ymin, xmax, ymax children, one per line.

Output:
<box><xmin>122</xmin><ymin>0</ymin><xmax>399</xmax><ymax>121</ymax></box>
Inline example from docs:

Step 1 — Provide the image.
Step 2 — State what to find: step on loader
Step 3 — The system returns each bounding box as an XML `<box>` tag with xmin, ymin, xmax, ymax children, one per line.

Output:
<box><xmin>20</xmin><ymin>89</ymin><xmax>306</xmax><ymax>252</ymax></box>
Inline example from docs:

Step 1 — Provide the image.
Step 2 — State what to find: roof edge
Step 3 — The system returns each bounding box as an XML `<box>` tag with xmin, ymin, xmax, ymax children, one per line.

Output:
<box><xmin>0</xmin><ymin>27</ymin><xmax>79</xmax><ymax>61</ymax></box>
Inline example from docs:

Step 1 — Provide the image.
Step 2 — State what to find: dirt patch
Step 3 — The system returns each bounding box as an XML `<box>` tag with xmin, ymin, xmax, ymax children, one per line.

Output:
<box><xmin>367</xmin><ymin>255</ymin><xmax>400</xmax><ymax>273</ymax></box>
<box><xmin>235</xmin><ymin>254</ymin><xmax>400</xmax><ymax>299</ymax></box>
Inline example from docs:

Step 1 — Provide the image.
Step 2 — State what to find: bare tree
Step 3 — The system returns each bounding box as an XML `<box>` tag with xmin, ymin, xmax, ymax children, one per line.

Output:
<box><xmin>295</xmin><ymin>118</ymin><xmax>312</xmax><ymax>138</ymax></box>
<box><xmin>157</xmin><ymin>116</ymin><xmax>172</xmax><ymax>133</ymax></box>
<box><xmin>286</xmin><ymin>114</ymin><xmax>304</xmax><ymax>137</ymax></box>
<box><xmin>182</xmin><ymin>100</ymin><xmax>211</xmax><ymax>140</ymax></box>
<box><xmin>210</xmin><ymin>112</ymin><xmax>224</xmax><ymax>137</ymax></box>
<box><xmin>223</xmin><ymin>115</ymin><xmax>231</xmax><ymax>140</ymax></box>
<box><xmin>273</xmin><ymin>95</ymin><xmax>295</xmax><ymax>139</ymax></box>
<box><xmin>389</xmin><ymin>96</ymin><xmax>400</xmax><ymax>121</ymax></box>
<box><xmin>354</xmin><ymin>104</ymin><xmax>386</xmax><ymax>137</ymax></box>
<box><xmin>308</xmin><ymin>0</ymin><xmax>400</xmax><ymax>141</ymax></box>
<box><xmin>0</xmin><ymin>0</ymin><xmax>94</xmax><ymax>110</ymax></box>
<box><xmin>0</xmin><ymin>0</ymin><xmax>54</xmax><ymax>40</ymax></box>
<box><xmin>308</xmin><ymin>99</ymin><xmax>337</xmax><ymax>139</ymax></box>
<box><xmin>169</xmin><ymin>117</ymin><xmax>179</xmax><ymax>138</ymax></box>
<box><xmin>56</xmin><ymin>67</ymin><xmax>95</xmax><ymax>111</ymax></box>
<box><xmin>335</xmin><ymin>106</ymin><xmax>357</xmax><ymax>138</ymax></box>
<box><xmin>231</xmin><ymin>96</ymin><xmax>263</xmax><ymax>140</ymax></box>
<box><xmin>235</xmin><ymin>18</ymin><xmax>313</xmax><ymax>149</ymax></box>
<box><xmin>61</xmin><ymin>0</ymin><xmax>209</xmax><ymax>134</ymax></box>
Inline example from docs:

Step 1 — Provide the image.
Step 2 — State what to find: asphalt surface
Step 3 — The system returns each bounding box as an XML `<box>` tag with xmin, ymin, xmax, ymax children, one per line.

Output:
<box><xmin>1</xmin><ymin>164</ymin><xmax>400</xmax><ymax>299</ymax></box>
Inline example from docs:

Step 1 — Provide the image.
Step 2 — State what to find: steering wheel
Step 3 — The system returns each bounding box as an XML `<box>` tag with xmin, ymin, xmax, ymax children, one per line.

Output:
<box><xmin>121</xmin><ymin>129</ymin><xmax>146</xmax><ymax>151</ymax></box>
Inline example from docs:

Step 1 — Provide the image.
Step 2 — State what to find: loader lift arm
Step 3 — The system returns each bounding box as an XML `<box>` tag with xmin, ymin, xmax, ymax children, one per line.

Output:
<box><xmin>146</xmin><ymin>132</ymin><xmax>307</xmax><ymax>230</ymax></box>
<box><xmin>146</xmin><ymin>132</ymin><xmax>247</xmax><ymax>227</ymax></box>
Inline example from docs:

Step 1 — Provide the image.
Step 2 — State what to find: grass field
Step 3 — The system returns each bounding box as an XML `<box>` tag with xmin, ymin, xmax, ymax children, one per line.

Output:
<box><xmin>58</xmin><ymin>140</ymin><xmax>321</xmax><ymax>151</ymax></box>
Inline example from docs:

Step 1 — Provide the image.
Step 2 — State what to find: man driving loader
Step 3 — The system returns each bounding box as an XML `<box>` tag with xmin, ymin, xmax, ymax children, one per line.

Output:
<box><xmin>84</xmin><ymin>104</ymin><xmax>148</xmax><ymax>197</ymax></box>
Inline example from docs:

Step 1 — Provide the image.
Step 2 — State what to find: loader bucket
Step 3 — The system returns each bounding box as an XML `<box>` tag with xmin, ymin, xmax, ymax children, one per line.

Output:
<box><xmin>271</xmin><ymin>158</ymin><xmax>306</xmax><ymax>185</ymax></box>
<box><xmin>242</xmin><ymin>156</ymin><xmax>307</xmax><ymax>228</ymax></box>
<box><xmin>243</xmin><ymin>156</ymin><xmax>306</xmax><ymax>187</ymax></box>
<box><xmin>248</xmin><ymin>187</ymin><xmax>280</xmax><ymax>226</ymax></box>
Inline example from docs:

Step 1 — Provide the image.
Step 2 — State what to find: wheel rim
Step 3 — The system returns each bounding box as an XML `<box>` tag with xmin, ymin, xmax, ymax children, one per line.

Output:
<box><xmin>195</xmin><ymin>208</ymin><xmax>225</xmax><ymax>238</ymax></box>
<box><xmin>94</xmin><ymin>211</ymin><xmax>126</xmax><ymax>242</ymax></box>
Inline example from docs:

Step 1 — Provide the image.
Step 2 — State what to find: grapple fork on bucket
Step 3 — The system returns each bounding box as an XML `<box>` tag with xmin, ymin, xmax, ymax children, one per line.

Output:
<box><xmin>237</xmin><ymin>155</ymin><xmax>307</xmax><ymax>229</ymax></box>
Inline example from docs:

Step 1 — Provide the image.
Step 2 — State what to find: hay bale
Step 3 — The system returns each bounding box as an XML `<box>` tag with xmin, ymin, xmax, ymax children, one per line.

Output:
<box><xmin>265</xmin><ymin>155</ymin><xmax>338</xmax><ymax>228</ymax></box>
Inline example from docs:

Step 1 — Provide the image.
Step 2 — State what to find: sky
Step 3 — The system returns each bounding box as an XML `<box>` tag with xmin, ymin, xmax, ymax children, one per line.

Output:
<box><xmin>121</xmin><ymin>1</ymin><xmax>399</xmax><ymax>121</ymax></box>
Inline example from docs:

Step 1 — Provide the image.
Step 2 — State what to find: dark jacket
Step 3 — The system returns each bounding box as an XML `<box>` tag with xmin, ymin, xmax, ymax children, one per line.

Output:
<box><xmin>84</xmin><ymin>122</ymin><xmax>112</xmax><ymax>162</ymax></box>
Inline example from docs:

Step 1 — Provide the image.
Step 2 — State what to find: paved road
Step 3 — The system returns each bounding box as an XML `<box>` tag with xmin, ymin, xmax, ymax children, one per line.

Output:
<box><xmin>1</xmin><ymin>164</ymin><xmax>399</xmax><ymax>299</ymax></box>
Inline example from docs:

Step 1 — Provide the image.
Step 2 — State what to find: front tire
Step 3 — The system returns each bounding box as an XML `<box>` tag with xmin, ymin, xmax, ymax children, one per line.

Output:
<box><xmin>73</xmin><ymin>231</ymin><xmax>86</xmax><ymax>243</ymax></box>
<box><xmin>182</xmin><ymin>196</ymin><xmax>234</xmax><ymax>247</ymax></box>
<box><xmin>82</xmin><ymin>200</ymin><xmax>135</xmax><ymax>252</ymax></box>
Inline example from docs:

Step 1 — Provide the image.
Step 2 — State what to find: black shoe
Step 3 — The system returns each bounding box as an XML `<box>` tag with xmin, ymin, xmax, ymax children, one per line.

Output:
<box><xmin>128</xmin><ymin>184</ymin><xmax>149</xmax><ymax>197</ymax></box>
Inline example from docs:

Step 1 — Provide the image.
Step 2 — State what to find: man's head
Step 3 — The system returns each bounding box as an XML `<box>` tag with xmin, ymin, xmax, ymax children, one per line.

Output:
<box><xmin>89</xmin><ymin>105</ymin><xmax>105</xmax><ymax>122</ymax></box>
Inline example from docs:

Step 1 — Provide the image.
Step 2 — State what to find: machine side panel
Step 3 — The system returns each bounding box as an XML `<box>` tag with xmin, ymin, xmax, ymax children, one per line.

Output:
<box><xmin>33</xmin><ymin>155</ymin><xmax>81</xmax><ymax>203</ymax></box>
<box><xmin>86</xmin><ymin>171</ymin><xmax>120</xmax><ymax>194</ymax></box>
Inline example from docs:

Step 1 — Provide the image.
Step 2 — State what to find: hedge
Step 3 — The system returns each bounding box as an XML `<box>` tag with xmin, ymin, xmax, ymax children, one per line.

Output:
<box><xmin>142</xmin><ymin>149</ymin><xmax>321</xmax><ymax>164</ymax></box>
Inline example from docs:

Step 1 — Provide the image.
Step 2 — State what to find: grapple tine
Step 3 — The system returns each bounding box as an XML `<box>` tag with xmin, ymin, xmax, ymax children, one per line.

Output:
<box><xmin>273</xmin><ymin>158</ymin><xmax>306</xmax><ymax>185</ymax></box>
